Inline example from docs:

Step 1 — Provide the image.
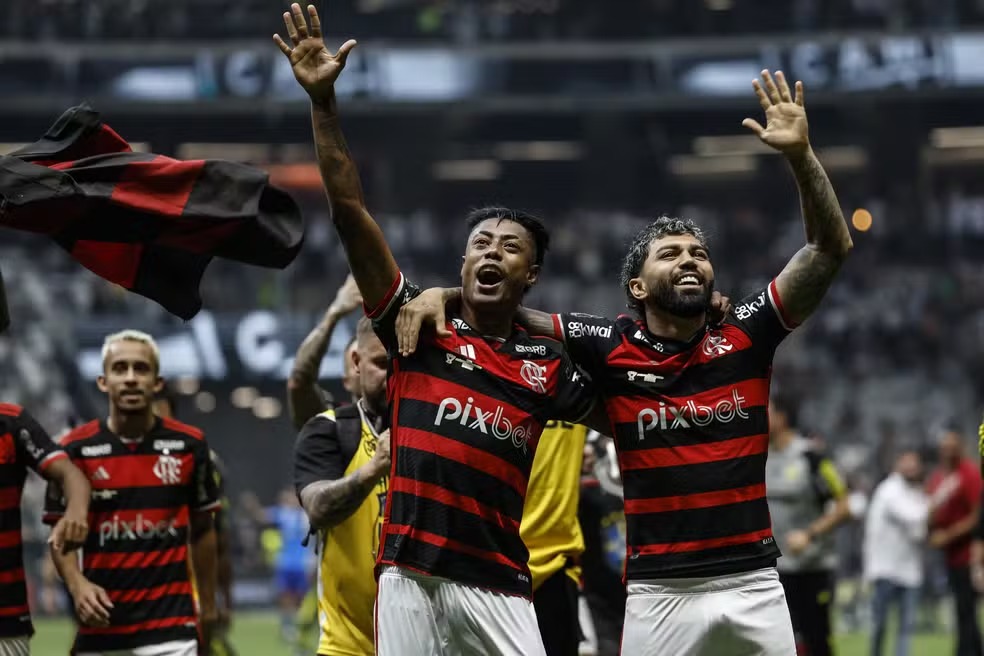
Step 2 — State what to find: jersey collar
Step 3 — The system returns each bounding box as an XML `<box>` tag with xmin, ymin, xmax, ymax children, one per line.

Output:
<box><xmin>630</xmin><ymin>318</ymin><xmax>711</xmax><ymax>355</ymax></box>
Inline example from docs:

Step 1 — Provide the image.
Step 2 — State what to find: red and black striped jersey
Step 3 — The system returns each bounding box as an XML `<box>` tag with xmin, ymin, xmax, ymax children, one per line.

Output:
<box><xmin>369</xmin><ymin>272</ymin><xmax>595</xmax><ymax>598</ymax></box>
<box><xmin>552</xmin><ymin>281</ymin><xmax>795</xmax><ymax>580</ymax></box>
<box><xmin>0</xmin><ymin>403</ymin><xmax>66</xmax><ymax>638</ymax></box>
<box><xmin>43</xmin><ymin>417</ymin><xmax>220</xmax><ymax>653</ymax></box>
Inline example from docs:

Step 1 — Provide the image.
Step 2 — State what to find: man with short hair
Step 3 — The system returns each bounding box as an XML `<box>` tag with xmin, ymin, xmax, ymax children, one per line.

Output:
<box><xmin>45</xmin><ymin>330</ymin><xmax>220</xmax><ymax>656</ymax></box>
<box><xmin>766</xmin><ymin>395</ymin><xmax>850</xmax><ymax>656</ymax></box>
<box><xmin>928</xmin><ymin>429</ymin><xmax>984</xmax><ymax>656</ymax></box>
<box><xmin>866</xmin><ymin>448</ymin><xmax>929</xmax><ymax>656</ymax></box>
<box><xmin>152</xmin><ymin>390</ymin><xmax>236</xmax><ymax>656</ymax></box>
<box><xmin>294</xmin><ymin>316</ymin><xmax>391</xmax><ymax>655</ymax></box>
<box><xmin>400</xmin><ymin>69</ymin><xmax>853</xmax><ymax>655</ymax></box>
<box><xmin>275</xmin><ymin>6</ymin><xmax>596</xmax><ymax>653</ymax></box>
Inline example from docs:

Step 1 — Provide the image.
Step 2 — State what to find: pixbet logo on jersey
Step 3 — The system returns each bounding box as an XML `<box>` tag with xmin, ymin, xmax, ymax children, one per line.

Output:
<box><xmin>435</xmin><ymin>397</ymin><xmax>534</xmax><ymax>454</ymax></box>
<box><xmin>636</xmin><ymin>389</ymin><xmax>750</xmax><ymax>440</ymax></box>
<box><xmin>98</xmin><ymin>514</ymin><xmax>180</xmax><ymax>546</ymax></box>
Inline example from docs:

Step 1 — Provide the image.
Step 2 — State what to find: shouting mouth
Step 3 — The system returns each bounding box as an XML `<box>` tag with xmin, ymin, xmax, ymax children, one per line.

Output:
<box><xmin>476</xmin><ymin>265</ymin><xmax>505</xmax><ymax>293</ymax></box>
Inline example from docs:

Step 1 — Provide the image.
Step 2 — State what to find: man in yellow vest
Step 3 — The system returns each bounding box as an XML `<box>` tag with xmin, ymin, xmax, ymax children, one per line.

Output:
<box><xmin>522</xmin><ymin>420</ymin><xmax>590</xmax><ymax>656</ymax></box>
<box><xmin>293</xmin><ymin>316</ymin><xmax>390</xmax><ymax>655</ymax></box>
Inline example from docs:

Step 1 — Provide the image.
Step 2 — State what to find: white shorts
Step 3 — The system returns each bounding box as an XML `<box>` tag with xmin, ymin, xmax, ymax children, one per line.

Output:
<box><xmin>375</xmin><ymin>566</ymin><xmax>545</xmax><ymax>656</ymax></box>
<box><xmin>622</xmin><ymin>567</ymin><xmax>796</xmax><ymax>656</ymax></box>
<box><xmin>75</xmin><ymin>639</ymin><xmax>198</xmax><ymax>656</ymax></box>
<box><xmin>0</xmin><ymin>636</ymin><xmax>29</xmax><ymax>656</ymax></box>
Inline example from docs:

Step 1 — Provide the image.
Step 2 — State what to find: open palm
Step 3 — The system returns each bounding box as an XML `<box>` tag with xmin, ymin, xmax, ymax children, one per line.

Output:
<box><xmin>742</xmin><ymin>70</ymin><xmax>810</xmax><ymax>156</ymax></box>
<box><xmin>273</xmin><ymin>3</ymin><xmax>356</xmax><ymax>105</ymax></box>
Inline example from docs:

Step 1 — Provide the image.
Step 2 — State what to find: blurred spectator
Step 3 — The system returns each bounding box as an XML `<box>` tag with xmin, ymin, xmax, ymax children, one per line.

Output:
<box><xmin>864</xmin><ymin>447</ymin><xmax>930</xmax><ymax>656</ymax></box>
<box><xmin>767</xmin><ymin>396</ymin><xmax>851</xmax><ymax>656</ymax></box>
<box><xmin>577</xmin><ymin>433</ymin><xmax>625</xmax><ymax>656</ymax></box>
<box><xmin>927</xmin><ymin>429</ymin><xmax>984</xmax><ymax>656</ymax></box>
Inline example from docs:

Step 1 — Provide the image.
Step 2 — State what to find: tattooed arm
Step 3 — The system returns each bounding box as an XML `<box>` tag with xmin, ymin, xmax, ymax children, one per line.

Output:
<box><xmin>299</xmin><ymin>429</ymin><xmax>390</xmax><ymax>531</ymax></box>
<box><xmin>276</xmin><ymin>4</ymin><xmax>399</xmax><ymax>309</ymax></box>
<box><xmin>288</xmin><ymin>274</ymin><xmax>363</xmax><ymax>429</ymax></box>
<box><xmin>310</xmin><ymin>96</ymin><xmax>399</xmax><ymax>308</ymax></box>
<box><xmin>742</xmin><ymin>70</ymin><xmax>852</xmax><ymax>327</ymax></box>
<box><xmin>775</xmin><ymin>149</ymin><xmax>853</xmax><ymax>325</ymax></box>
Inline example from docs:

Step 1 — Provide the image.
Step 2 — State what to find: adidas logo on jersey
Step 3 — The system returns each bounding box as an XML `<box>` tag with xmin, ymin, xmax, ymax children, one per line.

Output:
<box><xmin>92</xmin><ymin>466</ymin><xmax>111</xmax><ymax>481</ymax></box>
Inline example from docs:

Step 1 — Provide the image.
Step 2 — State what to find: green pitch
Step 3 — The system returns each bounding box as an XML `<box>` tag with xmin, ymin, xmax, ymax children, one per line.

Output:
<box><xmin>30</xmin><ymin>613</ymin><xmax>954</xmax><ymax>655</ymax></box>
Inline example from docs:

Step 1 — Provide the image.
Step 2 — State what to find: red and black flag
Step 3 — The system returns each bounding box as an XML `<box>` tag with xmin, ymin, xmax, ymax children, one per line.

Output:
<box><xmin>0</xmin><ymin>105</ymin><xmax>304</xmax><ymax>320</ymax></box>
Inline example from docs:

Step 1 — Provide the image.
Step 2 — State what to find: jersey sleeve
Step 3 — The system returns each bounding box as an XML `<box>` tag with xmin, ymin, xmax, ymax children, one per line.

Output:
<box><xmin>209</xmin><ymin>449</ymin><xmax>227</xmax><ymax>500</ymax></box>
<box><xmin>293</xmin><ymin>410</ymin><xmax>347</xmax><ymax>497</ymax></box>
<box><xmin>552</xmin><ymin>313</ymin><xmax>619</xmax><ymax>377</ymax></box>
<box><xmin>43</xmin><ymin>480</ymin><xmax>66</xmax><ymax>525</ymax></box>
<box><xmin>364</xmin><ymin>271</ymin><xmax>423</xmax><ymax>352</ymax></box>
<box><xmin>190</xmin><ymin>436</ymin><xmax>221</xmax><ymax>513</ymax></box>
<box><xmin>13</xmin><ymin>408</ymin><xmax>67</xmax><ymax>474</ymax></box>
<box><xmin>731</xmin><ymin>280</ymin><xmax>797</xmax><ymax>356</ymax></box>
<box><xmin>550</xmin><ymin>354</ymin><xmax>597</xmax><ymax>424</ymax></box>
<box><xmin>963</xmin><ymin>466</ymin><xmax>984</xmax><ymax>510</ymax></box>
<box><xmin>807</xmin><ymin>452</ymin><xmax>847</xmax><ymax>505</ymax></box>
<box><xmin>42</xmin><ymin>440</ymin><xmax>73</xmax><ymax>525</ymax></box>
<box><xmin>978</xmin><ymin>413</ymin><xmax>984</xmax><ymax>464</ymax></box>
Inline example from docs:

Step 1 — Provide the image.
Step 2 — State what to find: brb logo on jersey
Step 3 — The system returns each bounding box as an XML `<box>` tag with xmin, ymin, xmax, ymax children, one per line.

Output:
<box><xmin>520</xmin><ymin>360</ymin><xmax>548</xmax><ymax>393</ymax></box>
<box><xmin>435</xmin><ymin>397</ymin><xmax>534</xmax><ymax>454</ymax></box>
<box><xmin>98</xmin><ymin>513</ymin><xmax>179</xmax><ymax>545</ymax></box>
<box><xmin>153</xmin><ymin>455</ymin><xmax>183</xmax><ymax>485</ymax></box>
<box><xmin>636</xmin><ymin>389</ymin><xmax>749</xmax><ymax>440</ymax></box>
<box><xmin>701</xmin><ymin>331</ymin><xmax>734</xmax><ymax>358</ymax></box>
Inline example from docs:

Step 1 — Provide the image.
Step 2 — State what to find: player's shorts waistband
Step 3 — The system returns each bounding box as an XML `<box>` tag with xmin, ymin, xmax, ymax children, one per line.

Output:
<box><xmin>627</xmin><ymin>566</ymin><xmax>779</xmax><ymax>596</ymax></box>
<box><xmin>379</xmin><ymin>565</ymin><xmax>531</xmax><ymax>600</ymax></box>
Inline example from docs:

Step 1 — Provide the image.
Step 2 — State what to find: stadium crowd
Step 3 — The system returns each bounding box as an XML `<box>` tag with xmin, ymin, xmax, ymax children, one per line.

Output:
<box><xmin>0</xmin><ymin>0</ymin><xmax>978</xmax><ymax>42</ymax></box>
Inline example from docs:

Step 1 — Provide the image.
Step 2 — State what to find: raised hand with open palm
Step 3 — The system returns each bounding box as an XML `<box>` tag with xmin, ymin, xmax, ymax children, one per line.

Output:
<box><xmin>273</xmin><ymin>3</ymin><xmax>357</xmax><ymax>105</ymax></box>
<box><xmin>742</xmin><ymin>70</ymin><xmax>810</xmax><ymax>158</ymax></box>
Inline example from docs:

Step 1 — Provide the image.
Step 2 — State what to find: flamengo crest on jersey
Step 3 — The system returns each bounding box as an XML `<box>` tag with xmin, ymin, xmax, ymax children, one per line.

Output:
<box><xmin>43</xmin><ymin>417</ymin><xmax>219</xmax><ymax>652</ymax></box>
<box><xmin>367</xmin><ymin>272</ymin><xmax>594</xmax><ymax>597</ymax></box>
<box><xmin>555</xmin><ymin>280</ymin><xmax>795</xmax><ymax>580</ymax></box>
